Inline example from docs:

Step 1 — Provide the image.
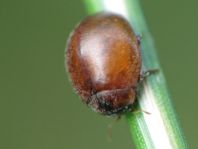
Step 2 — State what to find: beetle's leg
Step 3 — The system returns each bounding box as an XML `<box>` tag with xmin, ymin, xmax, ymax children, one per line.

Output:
<box><xmin>140</xmin><ymin>69</ymin><xmax>159</xmax><ymax>82</ymax></box>
<box><xmin>136</xmin><ymin>34</ymin><xmax>142</xmax><ymax>46</ymax></box>
<box><xmin>106</xmin><ymin>115</ymin><xmax>121</xmax><ymax>142</ymax></box>
<box><xmin>127</xmin><ymin>99</ymin><xmax>151</xmax><ymax>115</ymax></box>
<box><xmin>132</xmin><ymin>108</ymin><xmax>151</xmax><ymax>115</ymax></box>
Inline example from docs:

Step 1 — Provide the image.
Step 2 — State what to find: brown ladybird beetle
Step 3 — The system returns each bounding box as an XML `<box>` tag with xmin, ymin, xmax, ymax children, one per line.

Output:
<box><xmin>66</xmin><ymin>12</ymin><xmax>143</xmax><ymax>116</ymax></box>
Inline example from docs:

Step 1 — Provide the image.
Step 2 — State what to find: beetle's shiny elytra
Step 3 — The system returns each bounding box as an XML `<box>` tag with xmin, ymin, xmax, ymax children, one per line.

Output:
<box><xmin>66</xmin><ymin>12</ymin><xmax>141</xmax><ymax>115</ymax></box>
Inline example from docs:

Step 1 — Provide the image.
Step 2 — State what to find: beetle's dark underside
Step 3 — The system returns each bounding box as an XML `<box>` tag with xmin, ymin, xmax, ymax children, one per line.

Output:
<box><xmin>85</xmin><ymin>87</ymin><xmax>136</xmax><ymax>115</ymax></box>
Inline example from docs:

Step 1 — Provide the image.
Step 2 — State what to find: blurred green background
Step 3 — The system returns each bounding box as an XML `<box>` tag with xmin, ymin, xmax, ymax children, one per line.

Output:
<box><xmin>0</xmin><ymin>0</ymin><xmax>197</xmax><ymax>148</ymax></box>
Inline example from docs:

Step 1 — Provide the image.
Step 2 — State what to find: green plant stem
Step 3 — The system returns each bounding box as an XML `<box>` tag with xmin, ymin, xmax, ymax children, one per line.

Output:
<box><xmin>83</xmin><ymin>0</ymin><xmax>187</xmax><ymax>148</ymax></box>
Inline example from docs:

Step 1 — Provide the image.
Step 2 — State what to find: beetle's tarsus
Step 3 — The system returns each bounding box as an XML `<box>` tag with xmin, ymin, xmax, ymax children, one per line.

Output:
<box><xmin>140</xmin><ymin>69</ymin><xmax>159</xmax><ymax>82</ymax></box>
<box><xmin>132</xmin><ymin>108</ymin><xmax>151</xmax><ymax>115</ymax></box>
<box><xmin>136</xmin><ymin>34</ymin><xmax>142</xmax><ymax>45</ymax></box>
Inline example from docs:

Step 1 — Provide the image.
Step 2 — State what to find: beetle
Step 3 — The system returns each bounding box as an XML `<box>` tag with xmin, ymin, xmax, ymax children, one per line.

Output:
<box><xmin>66</xmin><ymin>12</ymin><xmax>151</xmax><ymax>116</ymax></box>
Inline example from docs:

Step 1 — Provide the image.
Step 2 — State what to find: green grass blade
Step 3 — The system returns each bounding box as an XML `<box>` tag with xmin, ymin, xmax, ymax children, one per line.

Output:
<box><xmin>83</xmin><ymin>0</ymin><xmax>187</xmax><ymax>148</ymax></box>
